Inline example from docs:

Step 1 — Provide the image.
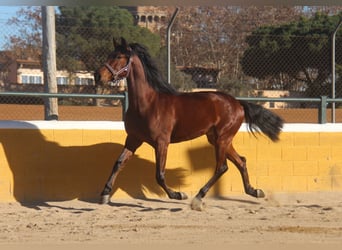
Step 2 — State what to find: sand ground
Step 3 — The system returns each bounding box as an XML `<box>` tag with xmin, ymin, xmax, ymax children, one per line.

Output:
<box><xmin>0</xmin><ymin>192</ymin><xmax>341</xmax><ymax>249</ymax></box>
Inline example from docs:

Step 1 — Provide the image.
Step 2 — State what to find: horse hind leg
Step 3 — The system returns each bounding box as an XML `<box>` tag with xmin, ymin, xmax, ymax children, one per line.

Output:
<box><xmin>191</xmin><ymin>162</ymin><xmax>228</xmax><ymax>211</ymax></box>
<box><xmin>227</xmin><ymin>145</ymin><xmax>265</xmax><ymax>198</ymax></box>
<box><xmin>191</xmin><ymin>137</ymin><xmax>228</xmax><ymax>211</ymax></box>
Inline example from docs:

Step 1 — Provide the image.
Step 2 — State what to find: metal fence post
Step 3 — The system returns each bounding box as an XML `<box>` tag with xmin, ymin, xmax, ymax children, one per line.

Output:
<box><xmin>319</xmin><ymin>96</ymin><xmax>327</xmax><ymax>124</ymax></box>
<box><xmin>167</xmin><ymin>7</ymin><xmax>179</xmax><ymax>84</ymax></box>
<box><xmin>331</xmin><ymin>18</ymin><xmax>342</xmax><ymax>123</ymax></box>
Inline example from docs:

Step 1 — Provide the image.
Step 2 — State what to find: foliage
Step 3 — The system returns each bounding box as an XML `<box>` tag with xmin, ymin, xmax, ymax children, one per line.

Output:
<box><xmin>171</xmin><ymin>6</ymin><xmax>306</xmax><ymax>81</ymax></box>
<box><xmin>241</xmin><ymin>12</ymin><xmax>342</xmax><ymax>96</ymax></box>
<box><xmin>5</xmin><ymin>6</ymin><xmax>42</xmax><ymax>60</ymax></box>
<box><xmin>4</xmin><ymin>6</ymin><xmax>342</xmax><ymax>97</ymax></box>
<box><xmin>154</xmin><ymin>46</ymin><xmax>195</xmax><ymax>91</ymax></box>
<box><xmin>216</xmin><ymin>75</ymin><xmax>252</xmax><ymax>96</ymax></box>
<box><xmin>55</xmin><ymin>6</ymin><xmax>161</xmax><ymax>72</ymax></box>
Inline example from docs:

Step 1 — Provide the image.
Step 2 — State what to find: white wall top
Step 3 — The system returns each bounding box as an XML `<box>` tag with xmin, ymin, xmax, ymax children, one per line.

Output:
<box><xmin>0</xmin><ymin>121</ymin><xmax>125</xmax><ymax>130</ymax></box>
<box><xmin>1</xmin><ymin>121</ymin><xmax>342</xmax><ymax>132</ymax></box>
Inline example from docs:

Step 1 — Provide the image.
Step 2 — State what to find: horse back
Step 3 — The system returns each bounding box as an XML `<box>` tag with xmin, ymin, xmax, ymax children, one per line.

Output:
<box><xmin>124</xmin><ymin>91</ymin><xmax>244</xmax><ymax>144</ymax></box>
<box><xmin>169</xmin><ymin>91</ymin><xmax>244</xmax><ymax>142</ymax></box>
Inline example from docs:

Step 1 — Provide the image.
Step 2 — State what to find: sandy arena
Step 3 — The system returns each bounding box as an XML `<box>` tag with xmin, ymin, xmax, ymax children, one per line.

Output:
<box><xmin>0</xmin><ymin>192</ymin><xmax>341</xmax><ymax>249</ymax></box>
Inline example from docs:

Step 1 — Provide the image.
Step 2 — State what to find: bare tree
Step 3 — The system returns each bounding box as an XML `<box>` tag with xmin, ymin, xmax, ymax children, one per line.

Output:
<box><xmin>172</xmin><ymin>7</ymin><xmax>304</xmax><ymax>78</ymax></box>
<box><xmin>5</xmin><ymin>6</ymin><xmax>42</xmax><ymax>60</ymax></box>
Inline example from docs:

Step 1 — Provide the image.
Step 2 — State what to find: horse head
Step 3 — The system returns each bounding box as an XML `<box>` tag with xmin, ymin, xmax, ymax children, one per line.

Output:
<box><xmin>94</xmin><ymin>37</ymin><xmax>132</xmax><ymax>85</ymax></box>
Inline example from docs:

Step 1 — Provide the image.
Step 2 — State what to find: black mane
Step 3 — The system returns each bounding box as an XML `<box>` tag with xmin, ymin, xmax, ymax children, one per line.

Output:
<box><xmin>129</xmin><ymin>43</ymin><xmax>179</xmax><ymax>95</ymax></box>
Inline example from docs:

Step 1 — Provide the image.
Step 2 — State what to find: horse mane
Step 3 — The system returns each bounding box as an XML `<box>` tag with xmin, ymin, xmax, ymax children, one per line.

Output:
<box><xmin>129</xmin><ymin>43</ymin><xmax>179</xmax><ymax>95</ymax></box>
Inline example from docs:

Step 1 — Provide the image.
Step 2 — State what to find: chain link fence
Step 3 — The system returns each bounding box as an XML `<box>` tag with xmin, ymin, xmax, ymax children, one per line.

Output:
<box><xmin>0</xmin><ymin>6</ymin><xmax>341</xmax><ymax>122</ymax></box>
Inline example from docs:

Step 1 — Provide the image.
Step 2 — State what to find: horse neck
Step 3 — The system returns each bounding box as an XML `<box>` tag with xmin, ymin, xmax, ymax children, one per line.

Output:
<box><xmin>126</xmin><ymin>58</ymin><xmax>157</xmax><ymax>112</ymax></box>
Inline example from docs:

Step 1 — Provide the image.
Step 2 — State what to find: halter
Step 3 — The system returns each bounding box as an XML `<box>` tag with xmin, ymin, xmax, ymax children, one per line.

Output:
<box><xmin>104</xmin><ymin>56</ymin><xmax>132</xmax><ymax>80</ymax></box>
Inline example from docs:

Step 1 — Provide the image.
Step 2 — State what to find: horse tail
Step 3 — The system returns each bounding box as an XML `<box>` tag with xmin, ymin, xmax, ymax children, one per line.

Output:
<box><xmin>239</xmin><ymin>100</ymin><xmax>284</xmax><ymax>142</ymax></box>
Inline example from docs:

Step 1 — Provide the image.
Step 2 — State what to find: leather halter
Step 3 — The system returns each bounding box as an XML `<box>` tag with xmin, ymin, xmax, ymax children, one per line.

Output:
<box><xmin>104</xmin><ymin>57</ymin><xmax>132</xmax><ymax>80</ymax></box>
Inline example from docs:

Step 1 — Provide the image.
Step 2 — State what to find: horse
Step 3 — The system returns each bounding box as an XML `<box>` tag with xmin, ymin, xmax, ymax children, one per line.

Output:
<box><xmin>94</xmin><ymin>37</ymin><xmax>284</xmax><ymax>211</ymax></box>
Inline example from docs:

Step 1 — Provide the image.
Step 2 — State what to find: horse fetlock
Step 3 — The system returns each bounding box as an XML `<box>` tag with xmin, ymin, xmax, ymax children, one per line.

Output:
<box><xmin>191</xmin><ymin>197</ymin><xmax>205</xmax><ymax>211</ymax></box>
<box><xmin>101</xmin><ymin>185</ymin><xmax>112</xmax><ymax>196</ymax></box>
<box><xmin>170</xmin><ymin>191</ymin><xmax>188</xmax><ymax>200</ymax></box>
<box><xmin>178</xmin><ymin>192</ymin><xmax>188</xmax><ymax>200</ymax></box>
<box><xmin>100</xmin><ymin>194</ymin><xmax>110</xmax><ymax>205</ymax></box>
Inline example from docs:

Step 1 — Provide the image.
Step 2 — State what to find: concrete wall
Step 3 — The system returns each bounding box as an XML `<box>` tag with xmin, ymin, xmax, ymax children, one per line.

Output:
<box><xmin>0</xmin><ymin>121</ymin><xmax>341</xmax><ymax>202</ymax></box>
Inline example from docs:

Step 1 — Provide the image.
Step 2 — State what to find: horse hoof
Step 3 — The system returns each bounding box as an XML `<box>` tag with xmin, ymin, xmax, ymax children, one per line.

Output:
<box><xmin>179</xmin><ymin>192</ymin><xmax>188</xmax><ymax>200</ymax></box>
<box><xmin>256</xmin><ymin>189</ymin><xmax>265</xmax><ymax>198</ymax></box>
<box><xmin>190</xmin><ymin>197</ymin><xmax>205</xmax><ymax>211</ymax></box>
<box><xmin>100</xmin><ymin>194</ymin><xmax>110</xmax><ymax>204</ymax></box>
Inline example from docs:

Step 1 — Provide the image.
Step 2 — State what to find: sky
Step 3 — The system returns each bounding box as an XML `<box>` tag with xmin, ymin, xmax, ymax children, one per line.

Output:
<box><xmin>0</xmin><ymin>6</ymin><xmax>63</xmax><ymax>50</ymax></box>
<box><xmin>0</xmin><ymin>6</ymin><xmax>24</xmax><ymax>49</ymax></box>
<box><xmin>0</xmin><ymin>6</ymin><xmax>21</xmax><ymax>24</ymax></box>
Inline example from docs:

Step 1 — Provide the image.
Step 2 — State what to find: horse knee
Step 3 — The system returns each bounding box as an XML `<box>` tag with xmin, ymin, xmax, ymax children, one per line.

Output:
<box><xmin>212</xmin><ymin>164</ymin><xmax>228</xmax><ymax>186</ymax></box>
<box><xmin>217</xmin><ymin>164</ymin><xmax>228</xmax><ymax>175</ymax></box>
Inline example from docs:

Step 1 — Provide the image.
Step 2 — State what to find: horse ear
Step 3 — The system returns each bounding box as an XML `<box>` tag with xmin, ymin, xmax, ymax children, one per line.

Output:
<box><xmin>120</xmin><ymin>37</ymin><xmax>128</xmax><ymax>48</ymax></box>
<box><xmin>113</xmin><ymin>37</ymin><xmax>119</xmax><ymax>48</ymax></box>
<box><xmin>120</xmin><ymin>37</ymin><xmax>132</xmax><ymax>52</ymax></box>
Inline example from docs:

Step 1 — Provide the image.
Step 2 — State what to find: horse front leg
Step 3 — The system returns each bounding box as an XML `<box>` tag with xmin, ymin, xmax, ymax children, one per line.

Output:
<box><xmin>155</xmin><ymin>141</ymin><xmax>188</xmax><ymax>200</ymax></box>
<box><xmin>100</xmin><ymin>147</ymin><xmax>133</xmax><ymax>204</ymax></box>
<box><xmin>100</xmin><ymin>136</ymin><xmax>142</xmax><ymax>204</ymax></box>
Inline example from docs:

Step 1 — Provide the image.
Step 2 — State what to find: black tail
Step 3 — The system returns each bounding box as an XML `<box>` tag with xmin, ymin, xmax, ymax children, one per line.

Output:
<box><xmin>239</xmin><ymin>100</ymin><xmax>284</xmax><ymax>142</ymax></box>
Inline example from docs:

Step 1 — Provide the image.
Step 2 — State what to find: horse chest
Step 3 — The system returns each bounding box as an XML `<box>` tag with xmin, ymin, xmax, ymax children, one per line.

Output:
<box><xmin>124</xmin><ymin>111</ymin><xmax>165</xmax><ymax>138</ymax></box>
<box><xmin>125</xmin><ymin>112</ymin><xmax>146</xmax><ymax>130</ymax></box>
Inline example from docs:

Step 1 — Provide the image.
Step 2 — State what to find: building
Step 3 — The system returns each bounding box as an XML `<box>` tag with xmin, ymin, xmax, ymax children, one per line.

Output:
<box><xmin>253</xmin><ymin>90</ymin><xmax>303</xmax><ymax>109</ymax></box>
<box><xmin>123</xmin><ymin>6</ymin><xmax>171</xmax><ymax>33</ymax></box>
<box><xmin>0</xmin><ymin>51</ymin><xmax>94</xmax><ymax>87</ymax></box>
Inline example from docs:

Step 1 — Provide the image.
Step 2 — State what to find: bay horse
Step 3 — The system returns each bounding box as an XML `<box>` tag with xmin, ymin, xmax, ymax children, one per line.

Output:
<box><xmin>94</xmin><ymin>37</ymin><xmax>283</xmax><ymax>211</ymax></box>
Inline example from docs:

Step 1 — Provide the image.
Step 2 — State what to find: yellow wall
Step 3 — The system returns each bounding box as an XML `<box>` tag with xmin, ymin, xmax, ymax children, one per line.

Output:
<box><xmin>0</xmin><ymin>121</ymin><xmax>341</xmax><ymax>202</ymax></box>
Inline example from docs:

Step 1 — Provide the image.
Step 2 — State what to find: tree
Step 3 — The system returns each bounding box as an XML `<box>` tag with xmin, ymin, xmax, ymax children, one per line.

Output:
<box><xmin>154</xmin><ymin>46</ymin><xmax>195</xmax><ymax>91</ymax></box>
<box><xmin>171</xmin><ymin>6</ymin><xmax>305</xmax><ymax>81</ymax></box>
<box><xmin>169</xmin><ymin>7</ymin><xmax>342</xmax><ymax>94</ymax></box>
<box><xmin>5</xmin><ymin>6</ymin><xmax>42</xmax><ymax>60</ymax></box>
<box><xmin>55</xmin><ymin>6</ymin><xmax>161</xmax><ymax>72</ymax></box>
<box><xmin>5</xmin><ymin>6</ymin><xmax>161</xmax><ymax>73</ymax></box>
<box><xmin>240</xmin><ymin>12</ymin><xmax>342</xmax><ymax>97</ymax></box>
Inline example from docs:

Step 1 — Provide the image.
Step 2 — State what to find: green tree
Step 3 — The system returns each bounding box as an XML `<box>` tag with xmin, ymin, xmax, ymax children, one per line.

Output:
<box><xmin>216</xmin><ymin>75</ymin><xmax>252</xmax><ymax>96</ymax></box>
<box><xmin>55</xmin><ymin>6</ymin><xmax>161</xmax><ymax>72</ymax></box>
<box><xmin>154</xmin><ymin>46</ymin><xmax>195</xmax><ymax>91</ymax></box>
<box><xmin>172</xmin><ymin>6</ymin><xmax>305</xmax><ymax>82</ymax></box>
<box><xmin>240</xmin><ymin>12</ymin><xmax>342</xmax><ymax>96</ymax></box>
